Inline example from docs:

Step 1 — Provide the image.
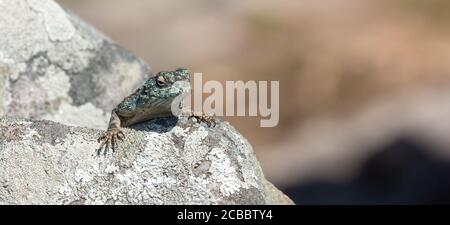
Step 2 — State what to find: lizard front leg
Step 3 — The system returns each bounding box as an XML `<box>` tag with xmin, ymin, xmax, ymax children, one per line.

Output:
<box><xmin>188</xmin><ymin>111</ymin><xmax>217</xmax><ymax>127</ymax></box>
<box><xmin>175</xmin><ymin>107</ymin><xmax>217</xmax><ymax>127</ymax></box>
<box><xmin>97</xmin><ymin>110</ymin><xmax>125</xmax><ymax>155</ymax></box>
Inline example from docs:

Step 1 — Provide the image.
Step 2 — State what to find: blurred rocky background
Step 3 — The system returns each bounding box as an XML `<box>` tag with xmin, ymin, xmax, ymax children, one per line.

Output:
<box><xmin>55</xmin><ymin>0</ymin><xmax>450</xmax><ymax>204</ymax></box>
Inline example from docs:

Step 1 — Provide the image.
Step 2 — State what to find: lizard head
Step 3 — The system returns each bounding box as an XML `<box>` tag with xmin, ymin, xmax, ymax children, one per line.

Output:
<box><xmin>130</xmin><ymin>68</ymin><xmax>191</xmax><ymax>111</ymax></box>
<box><xmin>146</xmin><ymin>68</ymin><xmax>191</xmax><ymax>98</ymax></box>
<box><xmin>115</xmin><ymin>68</ymin><xmax>191</xmax><ymax>121</ymax></box>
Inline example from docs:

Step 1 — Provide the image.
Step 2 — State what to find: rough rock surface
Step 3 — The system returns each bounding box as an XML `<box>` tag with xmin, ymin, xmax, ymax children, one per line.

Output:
<box><xmin>0</xmin><ymin>117</ymin><xmax>293</xmax><ymax>205</ymax></box>
<box><xmin>0</xmin><ymin>0</ymin><xmax>149</xmax><ymax>129</ymax></box>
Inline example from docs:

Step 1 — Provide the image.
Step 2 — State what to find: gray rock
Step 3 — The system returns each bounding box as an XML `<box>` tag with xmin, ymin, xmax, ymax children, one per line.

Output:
<box><xmin>0</xmin><ymin>0</ymin><xmax>150</xmax><ymax>129</ymax></box>
<box><xmin>0</xmin><ymin>117</ymin><xmax>293</xmax><ymax>205</ymax></box>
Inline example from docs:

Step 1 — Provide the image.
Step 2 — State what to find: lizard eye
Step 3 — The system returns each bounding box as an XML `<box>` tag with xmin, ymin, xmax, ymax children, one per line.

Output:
<box><xmin>156</xmin><ymin>75</ymin><xmax>167</xmax><ymax>87</ymax></box>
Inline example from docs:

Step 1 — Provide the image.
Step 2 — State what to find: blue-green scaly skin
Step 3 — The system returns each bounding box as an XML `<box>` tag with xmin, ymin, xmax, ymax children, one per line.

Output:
<box><xmin>116</xmin><ymin>68</ymin><xmax>189</xmax><ymax>115</ymax></box>
<box><xmin>113</xmin><ymin>68</ymin><xmax>190</xmax><ymax>127</ymax></box>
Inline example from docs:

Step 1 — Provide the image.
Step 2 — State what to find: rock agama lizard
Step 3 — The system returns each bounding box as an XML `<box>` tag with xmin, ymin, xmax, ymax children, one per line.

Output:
<box><xmin>97</xmin><ymin>68</ymin><xmax>215</xmax><ymax>155</ymax></box>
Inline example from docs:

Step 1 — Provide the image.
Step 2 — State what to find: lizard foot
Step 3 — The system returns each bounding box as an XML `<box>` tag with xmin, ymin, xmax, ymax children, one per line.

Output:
<box><xmin>96</xmin><ymin>128</ymin><xmax>125</xmax><ymax>156</ymax></box>
<box><xmin>188</xmin><ymin>112</ymin><xmax>217</xmax><ymax>127</ymax></box>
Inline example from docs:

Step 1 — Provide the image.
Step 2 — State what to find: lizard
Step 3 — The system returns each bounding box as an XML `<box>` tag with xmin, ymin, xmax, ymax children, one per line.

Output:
<box><xmin>97</xmin><ymin>68</ymin><xmax>215</xmax><ymax>155</ymax></box>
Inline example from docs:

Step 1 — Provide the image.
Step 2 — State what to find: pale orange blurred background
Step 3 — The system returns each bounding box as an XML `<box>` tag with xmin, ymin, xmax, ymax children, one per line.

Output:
<box><xmin>57</xmin><ymin>0</ymin><xmax>450</xmax><ymax>204</ymax></box>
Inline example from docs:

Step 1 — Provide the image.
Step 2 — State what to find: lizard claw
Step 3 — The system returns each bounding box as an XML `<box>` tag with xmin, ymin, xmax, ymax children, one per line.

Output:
<box><xmin>117</xmin><ymin>130</ymin><xmax>125</xmax><ymax>140</ymax></box>
<box><xmin>97</xmin><ymin>134</ymin><xmax>107</xmax><ymax>143</ymax></box>
<box><xmin>96</xmin><ymin>128</ymin><xmax>124</xmax><ymax>156</ymax></box>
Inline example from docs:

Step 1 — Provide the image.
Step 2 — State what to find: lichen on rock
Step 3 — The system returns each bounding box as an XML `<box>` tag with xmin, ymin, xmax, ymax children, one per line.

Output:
<box><xmin>0</xmin><ymin>117</ymin><xmax>293</xmax><ymax>205</ymax></box>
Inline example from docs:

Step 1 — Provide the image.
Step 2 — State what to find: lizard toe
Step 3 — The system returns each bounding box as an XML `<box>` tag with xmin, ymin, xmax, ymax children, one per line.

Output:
<box><xmin>117</xmin><ymin>130</ymin><xmax>125</xmax><ymax>140</ymax></box>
